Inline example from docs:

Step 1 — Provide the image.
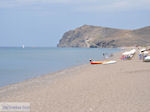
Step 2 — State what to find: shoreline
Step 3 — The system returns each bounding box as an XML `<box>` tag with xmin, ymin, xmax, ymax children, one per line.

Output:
<box><xmin>0</xmin><ymin>49</ymin><xmax>121</xmax><ymax>97</ymax></box>
<box><xmin>0</xmin><ymin>47</ymin><xmax>120</xmax><ymax>87</ymax></box>
<box><xmin>0</xmin><ymin>63</ymin><xmax>89</xmax><ymax>93</ymax></box>
<box><xmin>1</xmin><ymin>48</ymin><xmax>150</xmax><ymax>111</ymax></box>
<box><xmin>0</xmin><ymin>48</ymin><xmax>121</xmax><ymax>88</ymax></box>
<box><xmin>0</xmin><ymin>63</ymin><xmax>88</xmax><ymax>88</ymax></box>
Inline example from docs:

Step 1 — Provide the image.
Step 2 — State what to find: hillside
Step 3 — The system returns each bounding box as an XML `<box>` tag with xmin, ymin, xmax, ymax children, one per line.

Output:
<box><xmin>57</xmin><ymin>25</ymin><xmax>150</xmax><ymax>48</ymax></box>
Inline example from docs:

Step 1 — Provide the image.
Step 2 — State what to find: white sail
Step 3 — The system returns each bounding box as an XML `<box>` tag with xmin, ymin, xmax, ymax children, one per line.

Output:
<box><xmin>22</xmin><ymin>45</ymin><xmax>24</xmax><ymax>48</ymax></box>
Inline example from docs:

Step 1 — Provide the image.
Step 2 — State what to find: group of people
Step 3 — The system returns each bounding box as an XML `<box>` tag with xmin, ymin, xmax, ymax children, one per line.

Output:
<box><xmin>120</xmin><ymin>47</ymin><xmax>150</xmax><ymax>62</ymax></box>
<box><xmin>138</xmin><ymin>47</ymin><xmax>150</xmax><ymax>62</ymax></box>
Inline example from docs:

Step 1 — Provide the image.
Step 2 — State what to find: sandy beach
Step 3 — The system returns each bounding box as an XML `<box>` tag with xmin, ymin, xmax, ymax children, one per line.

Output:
<box><xmin>1</xmin><ymin>49</ymin><xmax>150</xmax><ymax>112</ymax></box>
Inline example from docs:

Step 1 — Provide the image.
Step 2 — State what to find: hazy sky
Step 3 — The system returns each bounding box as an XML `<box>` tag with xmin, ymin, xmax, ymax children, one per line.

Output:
<box><xmin>0</xmin><ymin>0</ymin><xmax>150</xmax><ymax>47</ymax></box>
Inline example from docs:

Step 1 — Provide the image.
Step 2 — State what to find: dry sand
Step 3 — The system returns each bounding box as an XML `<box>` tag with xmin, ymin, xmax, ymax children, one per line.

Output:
<box><xmin>0</xmin><ymin>49</ymin><xmax>150</xmax><ymax>112</ymax></box>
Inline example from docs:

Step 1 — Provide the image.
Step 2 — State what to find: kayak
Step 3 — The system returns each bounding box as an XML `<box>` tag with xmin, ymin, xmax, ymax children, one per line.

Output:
<box><xmin>89</xmin><ymin>59</ymin><xmax>116</xmax><ymax>65</ymax></box>
<box><xmin>103</xmin><ymin>60</ymin><xmax>117</xmax><ymax>64</ymax></box>
<box><xmin>90</xmin><ymin>61</ymin><xmax>104</xmax><ymax>64</ymax></box>
<box><xmin>89</xmin><ymin>59</ymin><xmax>106</xmax><ymax>64</ymax></box>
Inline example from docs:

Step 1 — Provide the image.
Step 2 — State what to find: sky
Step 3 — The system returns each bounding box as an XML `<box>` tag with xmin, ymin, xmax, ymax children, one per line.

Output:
<box><xmin>0</xmin><ymin>0</ymin><xmax>150</xmax><ymax>47</ymax></box>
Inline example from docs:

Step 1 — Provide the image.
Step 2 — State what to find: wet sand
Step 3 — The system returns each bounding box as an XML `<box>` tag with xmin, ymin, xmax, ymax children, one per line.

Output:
<box><xmin>0</xmin><ymin>49</ymin><xmax>150</xmax><ymax>112</ymax></box>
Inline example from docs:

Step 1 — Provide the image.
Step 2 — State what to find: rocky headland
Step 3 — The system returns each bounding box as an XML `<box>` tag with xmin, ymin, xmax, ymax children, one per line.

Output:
<box><xmin>57</xmin><ymin>25</ymin><xmax>150</xmax><ymax>48</ymax></box>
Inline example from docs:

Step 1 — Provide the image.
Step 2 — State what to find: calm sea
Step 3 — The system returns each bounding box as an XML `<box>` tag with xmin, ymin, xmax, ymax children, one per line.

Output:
<box><xmin>0</xmin><ymin>47</ymin><xmax>120</xmax><ymax>87</ymax></box>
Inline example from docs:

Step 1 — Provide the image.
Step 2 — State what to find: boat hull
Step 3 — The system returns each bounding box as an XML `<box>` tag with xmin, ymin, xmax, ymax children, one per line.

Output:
<box><xmin>90</xmin><ymin>60</ymin><xmax>116</xmax><ymax>65</ymax></box>
<box><xmin>90</xmin><ymin>61</ymin><xmax>103</xmax><ymax>64</ymax></box>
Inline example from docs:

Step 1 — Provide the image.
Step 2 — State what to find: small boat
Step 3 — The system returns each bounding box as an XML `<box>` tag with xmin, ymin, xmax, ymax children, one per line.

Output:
<box><xmin>89</xmin><ymin>59</ymin><xmax>104</xmax><ymax>64</ymax></box>
<box><xmin>103</xmin><ymin>60</ymin><xmax>116</xmax><ymax>64</ymax></box>
<box><xmin>90</xmin><ymin>61</ymin><xmax>104</xmax><ymax>64</ymax></box>
<box><xmin>22</xmin><ymin>45</ymin><xmax>24</xmax><ymax>48</ymax></box>
<box><xmin>89</xmin><ymin>59</ymin><xmax>116</xmax><ymax>65</ymax></box>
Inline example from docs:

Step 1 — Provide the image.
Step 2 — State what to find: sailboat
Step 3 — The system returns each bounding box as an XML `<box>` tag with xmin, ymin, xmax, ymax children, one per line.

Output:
<box><xmin>22</xmin><ymin>45</ymin><xmax>24</xmax><ymax>48</ymax></box>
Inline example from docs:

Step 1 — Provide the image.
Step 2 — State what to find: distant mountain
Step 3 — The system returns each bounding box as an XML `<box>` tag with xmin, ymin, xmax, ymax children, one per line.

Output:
<box><xmin>57</xmin><ymin>25</ymin><xmax>150</xmax><ymax>48</ymax></box>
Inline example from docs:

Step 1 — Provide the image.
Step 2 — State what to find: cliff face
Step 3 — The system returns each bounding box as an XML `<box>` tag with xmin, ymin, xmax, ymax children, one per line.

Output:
<box><xmin>57</xmin><ymin>25</ymin><xmax>150</xmax><ymax>48</ymax></box>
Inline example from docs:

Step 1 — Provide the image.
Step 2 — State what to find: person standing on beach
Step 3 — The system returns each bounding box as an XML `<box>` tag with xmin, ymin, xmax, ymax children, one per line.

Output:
<box><xmin>138</xmin><ymin>47</ymin><xmax>143</xmax><ymax>60</ymax></box>
<box><xmin>139</xmin><ymin>50</ymin><xmax>142</xmax><ymax>60</ymax></box>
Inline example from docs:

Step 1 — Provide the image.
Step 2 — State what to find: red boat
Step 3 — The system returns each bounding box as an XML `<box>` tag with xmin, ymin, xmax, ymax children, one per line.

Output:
<box><xmin>89</xmin><ymin>59</ymin><xmax>104</xmax><ymax>64</ymax></box>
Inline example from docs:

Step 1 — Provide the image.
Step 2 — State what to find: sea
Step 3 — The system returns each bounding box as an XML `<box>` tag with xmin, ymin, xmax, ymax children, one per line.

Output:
<box><xmin>0</xmin><ymin>47</ymin><xmax>121</xmax><ymax>87</ymax></box>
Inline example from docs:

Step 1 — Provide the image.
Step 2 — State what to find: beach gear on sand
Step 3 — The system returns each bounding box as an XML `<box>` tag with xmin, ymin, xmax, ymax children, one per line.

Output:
<box><xmin>143</xmin><ymin>56</ymin><xmax>150</xmax><ymax>62</ymax></box>
<box><xmin>140</xmin><ymin>48</ymin><xmax>146</xmax><ymax>52</ymax></box>
<box><xmin>143</xmin><ymin>51</ymin><xmax>149</xmax><ymax>56</ymax></box>
<box><xmin>121</xmin><ymin>49</ymin><xmax>136</xmax><ymax>60</ymax></box>
<box><xmin>122</xmin><ymin>49</ymin><xmax>136</xmax><ymax>56</ymax></box>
